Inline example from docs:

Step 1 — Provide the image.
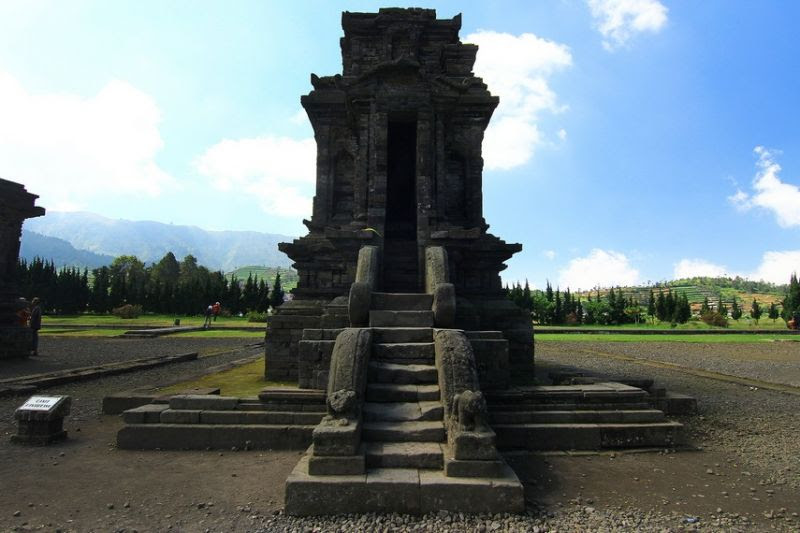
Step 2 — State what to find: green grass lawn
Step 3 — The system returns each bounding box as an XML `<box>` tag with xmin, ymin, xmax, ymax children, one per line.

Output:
<box><xmin>172</xmin><ymin>330</ymin><xmax>264</xmax><ymax>338</ymax></box>
<box><xmin>535</xmin><ymin>333</ymin><xmax>799</xmax><ymax>343</ymax></box>
<box><xmin>159</xmin><ymin>359</ymin><xmax>294</xmax><ymax>397</ymax></box>
<box><xmin>538</xmin><ymin>318</ymin><xmax>790</xmax><ymax>331</ymax></box>
<box><xmin>42</xmin><ymin>313</ymin><xmax>255</xmax><ymax>328</ymax></box>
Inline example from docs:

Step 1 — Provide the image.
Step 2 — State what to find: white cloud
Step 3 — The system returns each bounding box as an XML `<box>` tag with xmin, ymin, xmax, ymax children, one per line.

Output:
<box><xmin>672</xmin><ymin>251</ymin><xmax>799</xmax><ymax>285</ymax></box>
<box><xmin>466</xmin><ymin>30</ymin><xmax>572</xmax><ymax>171</ymax></box>
<box><xmin>0</xmin><ymin>71</ymin><xmax>176</xmax><ymax>210</ymax></box>
<box><xmin>557</xmin><ymin>128</ymin><xmax>568</xmax><ymax>142</ymax></box>
<box><xmin>587</xmin><ymin>0</ymin><xmax>668</xmax><ymax>51</ymax></box>
<box><xmin>750</xmin><ymin>250</ymin><xmax>800</xmax><ymax>284</ymax></box>
<box><xmin>729</xmin><ymin>146</ymin><xmax>800</xmax><ymax>228</ymax></box>
<box><xmin>543</xmin><ymin>250</ymin><xmax>557</xmax><ymax>260</ymax></box>
<box><xmin>289</xmin><ymin>108</ymin><xmax>309</xmax><ymax>125</ymax></box>
<box><xmin>673</xmin><ymin>259</ymin><xmax>730</xmax><ymax>279</ymax></box>
<box><xmin>558</xmin><ymin>248</ymin><xmax>640</xmax><ymax>289</ymax></box>
<box><xmin>195</xmin><ymin>136</ymin><xmax>316</xmax><ymax>218</ymax></box>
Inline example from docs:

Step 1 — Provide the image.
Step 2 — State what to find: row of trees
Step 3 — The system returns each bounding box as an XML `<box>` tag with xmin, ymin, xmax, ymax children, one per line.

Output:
<box><xmin>15</xmin><ymin>253</ymin><xmax>286</xmax><ymax>316</ymax></box>
<box><xmin>508</xmin><ymin>282</ymin><xmax>692</xmax><ymax>325</ymax></box>
<box><xmin>699</xmin><ymin>295</ymin><xmax>780</xmax><ymax>324</ymax></box>
<box><xmin>508</xmin><ymin>274</ymin><xmax>800</xmax><ymax>326</ymax></box>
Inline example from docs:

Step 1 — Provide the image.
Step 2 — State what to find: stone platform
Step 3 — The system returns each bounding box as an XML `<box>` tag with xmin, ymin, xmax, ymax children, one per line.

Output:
<box><xmin>285</xmin><ymin>454</ymin><xmax>524</xmax><ymax>516</ymax></box>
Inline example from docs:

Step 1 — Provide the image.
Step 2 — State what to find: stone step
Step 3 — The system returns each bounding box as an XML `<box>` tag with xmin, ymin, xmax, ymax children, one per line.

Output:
<box><xmin>373</xmin><ymin>342</ymin><xmax>435</xmax><ymax>362</ymax></box>
<box><xmin>371</xmin><ymin>292</ymin><xmax>433</xmax><ymax>311</ymax></box>
<box><xmin>370</xmin><ymin>310</ymin><xmax>434</xmax><ymax>327</ymax></box>
<box><xmin>162</xmin><ymin>410</ymin><xmax>323</xmax><ymax>425</ymax></box>
<box><xmin>489</xmin><ymin>409</ymin><xmax>666</xmax><ymax>425</ymax></box>
<box><xmin>285</xmin><ymin>458</ymin><xmax>524</xmax><ymax>515</ymax></box>
<box><xmin>366</xmin><ymin>383</ymin><xmax>440</xmax><ymax>403</ymax></box>
<box><xmin>367</xmin><ymin>361</ymin><xmax>438</xmax><ymax>385</ymax></box>
<box><xmin>493</xmin><ymin>421</ymin><xmax>684</xmax><ymax>451</ymax></box>
<box><xmin>489</xmin><ymin>402</ymin><xmax>652</xmax><ymax>412</ymax></box>
<box><xmin>373</xmin><ymin>328</ymin><xmax>433</xmax><ymax>344</ymax></box>
<box><xmin>363</xmin><ymin>401</ymin><xmax>443</xmax><ymax>422</ymax></box>
<box><xmin>365</xmin><ymin>442</ymin><xmax>444</xmax><ymax>469</ymax></box>
<box><xmin>485</xmin><ymin>384</ymin><xmax>650</xmax><ymax>405</ymax></box>
<box><xmin>363</xmin><ymin>421</ymin><xmax>446</xmax><ymax>443</ymax></box>
<box><xmin>465</xmin><ymin>331</ymin><xmax>505</xmax><ymax>340</ymax></box>
<box><xmin>117</xmin><ymin>424</ymin><xmax>313</xmax><ymax>450</ymax></box>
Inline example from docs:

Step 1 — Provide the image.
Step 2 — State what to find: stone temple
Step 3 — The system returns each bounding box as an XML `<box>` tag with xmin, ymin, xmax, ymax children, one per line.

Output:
<box><xmin>266</xmin><ymin>8</ymin><xmax>533</xmax><ymax>391</ymax></box>
<box><xmin>116</xmin><ymin>7</ymin><xmax>689</xmax><ymax>516</ymax></box>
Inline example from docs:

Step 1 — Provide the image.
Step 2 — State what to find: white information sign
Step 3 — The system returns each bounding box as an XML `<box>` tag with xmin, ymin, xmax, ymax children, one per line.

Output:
<box><xmin>20</xmin><ymin>396</ymin><xmax>62</xmax><ymax>412</ymax></box>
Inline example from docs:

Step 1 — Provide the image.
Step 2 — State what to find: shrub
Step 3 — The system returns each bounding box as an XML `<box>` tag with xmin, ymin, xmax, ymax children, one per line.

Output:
<box><xmin>700</xmin><ymin>311</ymin><xmax>728</xmax><ymax>328</ymax></box>
<box><xmin>112</xmin><ymin>304</ymin><xmax>142</xmax><ymax>319</ymax></box>
<box><xmin>247</xmin><ymin>311</ymin><xmax>269</xmax><ymax>323</ymax></box>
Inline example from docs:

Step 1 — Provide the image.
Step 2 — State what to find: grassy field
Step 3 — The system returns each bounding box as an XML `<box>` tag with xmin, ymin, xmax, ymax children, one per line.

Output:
<box><xmin>41</xmin><ymin>327</ymin><xmax>263</xmax><ymax>338</ymax></box>
<box><xmin>159</xmin><ymin>358</ymin><xmax>294</xmax><ymax>396</ymax></box>
<box><xmin>539</xmin><ymin>318</ymin><xmax>791</xmax><ymax>330</ymax></box>
<box><xmin>536</xmin><ymin>333</ymin><xmax>799</xmax><ymax>343</ymax></box>
<box><xmin>42</xmin><ymin>313</ymin><xmax>255</xmax><ymax>328</ymax></box>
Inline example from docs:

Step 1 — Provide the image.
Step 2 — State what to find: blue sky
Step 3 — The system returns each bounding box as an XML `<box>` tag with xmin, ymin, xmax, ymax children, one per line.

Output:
<box><xmin>2</xmin><ymin>1</ymin><xmax>799</xmax><ymax>289</ymax></box>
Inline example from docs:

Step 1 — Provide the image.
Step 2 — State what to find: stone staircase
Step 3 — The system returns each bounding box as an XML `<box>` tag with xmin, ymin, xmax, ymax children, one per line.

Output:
<box><xmin>285</xmin><ymin>292</ymin><xmax>524</xmax><ymax>515</ymax></box>
<box><xmin>486</xmin><ymin>384</ymin><xmax>684</xmax><ymax>450</ymax></box>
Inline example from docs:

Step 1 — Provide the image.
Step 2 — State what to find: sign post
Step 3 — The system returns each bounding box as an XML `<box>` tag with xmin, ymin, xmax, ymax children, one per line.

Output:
<box><xmin>12</xmin><ymin>395</ymin><xmax>72</xmax><ymax>445</ymax></box>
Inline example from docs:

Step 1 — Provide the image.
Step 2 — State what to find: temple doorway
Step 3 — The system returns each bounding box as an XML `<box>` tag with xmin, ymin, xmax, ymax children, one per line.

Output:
<box><xmin>383</xmin><ymin>120</ymin><xmax>419</xmax><ymax>291</ymax></box>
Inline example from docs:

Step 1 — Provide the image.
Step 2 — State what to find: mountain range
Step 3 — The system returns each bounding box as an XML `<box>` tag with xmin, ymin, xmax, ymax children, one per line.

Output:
<box><xmin>22</xmin><ymin>211</ymin><xmax>295</xmax><ymax>271</ymax></box>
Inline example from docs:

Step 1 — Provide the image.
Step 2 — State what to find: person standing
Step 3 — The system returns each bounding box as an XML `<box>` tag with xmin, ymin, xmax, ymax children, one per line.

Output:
<box><xmin>29</xmin><ymin>297</ymin><xmax>42</xmax><ymax>356</ymax></box>
<box><xmin>203</xmin><ymin>304</ymin><xmax>213</xmax><ymax>329</ymax></box>
<box><xmin>212</xmin><ymin>301</ymin><xmax>221</xmax><ymax>322</ymax></box>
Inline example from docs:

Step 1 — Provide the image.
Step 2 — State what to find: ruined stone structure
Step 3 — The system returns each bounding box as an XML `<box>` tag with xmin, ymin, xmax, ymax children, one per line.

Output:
<box><xmin>0</xmin><ymin>178</ymin><xmax>44</xmax><ymax>359</ymax></box>
<box><xmin>266</xmin><ymin>8</ymin><xmax>533</xmax><ymax>388</ymax></box>
<box><xmin>113</xmin><ymin>11</ymin><xmax>688</xmax><ymax>514</ymax></box>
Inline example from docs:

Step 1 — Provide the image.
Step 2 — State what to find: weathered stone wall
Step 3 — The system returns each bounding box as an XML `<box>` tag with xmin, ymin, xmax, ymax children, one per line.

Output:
<box><xmin>0</xmin><ymin>178</ymin><xmax>44</xmax><ymax>360</ymax></box>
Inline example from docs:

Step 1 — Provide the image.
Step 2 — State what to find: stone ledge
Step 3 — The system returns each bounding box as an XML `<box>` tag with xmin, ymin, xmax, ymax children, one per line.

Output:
<box><xmin>285</xmin><ymin>455</ymin><xmax>523</xmax><ymax>516</ymax></box>
<box><xmin>116</xmin><ymin>423</ymin><xmax>314</xmax><ymax>450</ymax></box>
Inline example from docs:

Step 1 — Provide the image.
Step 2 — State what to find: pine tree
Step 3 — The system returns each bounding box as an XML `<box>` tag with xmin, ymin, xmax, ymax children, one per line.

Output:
<box><xmin>768</xmin><ymin>302</ymin><xmax>779</xmax><ymax>323</ymax></box>
<box><xmin>655</xmin><ymin>290</ymin><xmax>666</xmax><ymax>322</ymax></box>
<box><xmin>718</xmin><ymin>296</ymin><xmax>728</xmax><ymax>318</ymax></box>
<box><xmin>730</xmin><ymin>296</ymin><xmax>742</xmax><ymax>320</ymax></box>
<box><xmin>783</xmin><ymin>273</ymin><xmax>800</xmax><ymax>320</ymax></box>
<box><xmin>522</xmin><ymin>280</ymin><xmax>533</xmax><ymax>311</ymax></box>
<box><xmin>701</xmin><ymin>296</ymin><xmax>710</xmax><ymax>315</ymax></box>
<box><xmin>750</xmin><ymin>299</ymin><xmax>762</xmax><ymax>324</ymax></box>
<box><xmin>270</xmin><ymin>270</ymin><xmax>285</xmax><ymax>309</ymax></box>
<box><xmin>647</xmin><ymin>289</ymin><xmax>656</xmax><ymax>323</ymax></box>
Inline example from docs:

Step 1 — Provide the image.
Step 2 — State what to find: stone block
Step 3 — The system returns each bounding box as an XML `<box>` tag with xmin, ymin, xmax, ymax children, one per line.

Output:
<box><xmin>418</xmin><ymin>464</ymin><xmax>524</xmax><ymax>514</ymax></box>
<box><xmin>312</xmin><ymin>421</ymin><xmax>361</xmax><ymax>456</ymax></box>
<box><xmin>12</xmin><ymin>395</ymin><xmax>71</xmax><ymax>445</ymax></box>
<box><xmin>284</xmin><ymin>456</ymin><xmax>368</xmax><ymax>516</ymax></box>
<box><xmin>169</xmin><ymin>395</ymin><xmax>239</xmax><ymax>411</ymax></box>
<box><xmin>444</xmin><ymin>456</ymin><xmax>505</xmax><ymax>478</ymax></box>
<box><xmin>308</xmin><ymin>445</ymin><xmax>366</xmax><ymax>475</ymax></box>
<box><xmin>122</xmin><ymin>404</ymin><xmax>169</xmax><ymax>424</ymax></box>
<box><xmin>160</xmin><ymin>409</ymin><xmax>200</xmax><ymax>424</ymax></box>
<box><xmin>364</xmin><ymin>468</ymin><xmax>420</xmax><ymax>514</ymax></box>
<box><xmin>452</xmin><ymin>430</ymin><xmax>497</xmax><ymax>460</ymax></box>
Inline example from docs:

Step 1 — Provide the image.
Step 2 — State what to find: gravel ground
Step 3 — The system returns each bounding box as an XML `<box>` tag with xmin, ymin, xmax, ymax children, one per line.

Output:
<box><xmin>0</xmin><ymin>336</ymin><xmax>258</xmax><ymax>380</ymax></box>
<box><xmin>553</xmin><ymin>340</ymin><xmax>800</xmax><ymax>387</ymax></box>
<box><xmin>2</xmin><ymin>338</ymin><xmax>799</xmax><ymax>532</ymax></box>
<box><xmin>535</xmin><ymin>341</ymin><xmax>800</xmax><ymax>490</ymax></box>
<box><xmin>0</xmin><ymin>337</ymin><xmax>262</xmax><ymax>434</ymax></box>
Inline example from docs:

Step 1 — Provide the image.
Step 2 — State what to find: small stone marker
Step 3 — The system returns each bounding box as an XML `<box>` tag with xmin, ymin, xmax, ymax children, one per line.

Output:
<box><xmin>12</xmin><ymin>395</ymin><xmax>71</xmax><ymax>445</ymax></box>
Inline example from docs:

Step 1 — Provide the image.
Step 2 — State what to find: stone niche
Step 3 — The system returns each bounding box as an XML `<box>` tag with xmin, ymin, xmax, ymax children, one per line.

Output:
<box><xmin>0</xmin><ymin>178</ymin><xmax>45</xmax><ymax>360</ymax></box>
<box><xmin>265</xmin><ymin>8</ymin><xmax>533</xmax><ymax>385</ymax></box>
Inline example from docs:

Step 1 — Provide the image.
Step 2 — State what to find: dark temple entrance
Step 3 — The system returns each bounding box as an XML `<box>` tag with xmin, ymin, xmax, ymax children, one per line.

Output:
<box><xmin>383</xmin><ymin>120</ymin><xmax>419</xmax><ymax>291</ymax></box>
